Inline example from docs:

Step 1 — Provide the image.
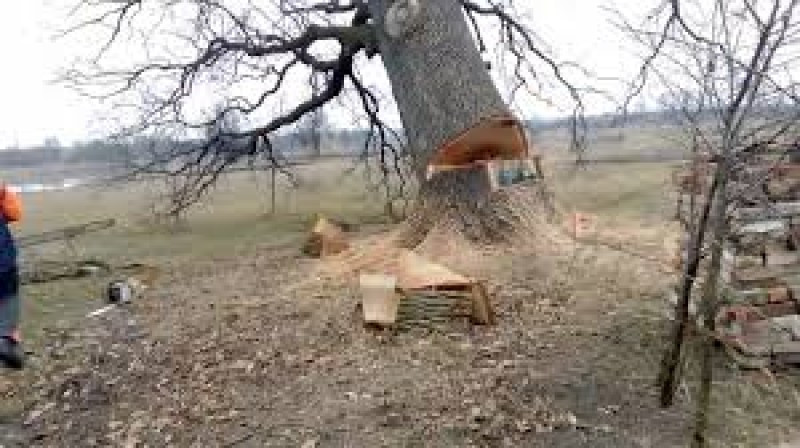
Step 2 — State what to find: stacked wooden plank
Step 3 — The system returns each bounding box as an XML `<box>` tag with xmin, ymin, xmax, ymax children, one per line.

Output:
<box><xmin>396</xmin><ymin>283</ymin><xmax>496</xmax><ymax>329</ymax></box>
<box><xmin>671</xmin><ymin>159</ymin><xmax>800</xmax><ymax>368</ymax></box>
<box><xmin>359</xmin><ymin>270</ymin><xmax>496</xmax><ymax>330</ymax></box>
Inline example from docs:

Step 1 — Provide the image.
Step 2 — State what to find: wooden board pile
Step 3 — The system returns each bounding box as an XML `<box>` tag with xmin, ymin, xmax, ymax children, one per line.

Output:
<box><xmin>358</xmin><ymin>256</ymin><xmax>496</xmax><ymax>330</ymax></box>
<box><xmin>395</xmin><ymin>283</ymin><xmax>495</xmax><ymax>329</ymax></box>
<box><xmin>671</xmin><ymin>159</ymin><xmax>800</xmax><ymax>368</ymax></box>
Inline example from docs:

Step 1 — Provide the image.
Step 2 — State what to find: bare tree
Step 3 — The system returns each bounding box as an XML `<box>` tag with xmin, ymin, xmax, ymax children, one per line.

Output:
<box><xmin>62</xmin><ymin>0</ymin><xmax>592</xmax><ymax>240</ymax></box>
<box><xmin>615</xmin><ymin>0</ymin><xmax>800</xmax><ymax>445</ymax></box>
<box><xmin>295</xmin><ymin>73</ymin><xmax>327</xmax><ymax>158</ymax></box>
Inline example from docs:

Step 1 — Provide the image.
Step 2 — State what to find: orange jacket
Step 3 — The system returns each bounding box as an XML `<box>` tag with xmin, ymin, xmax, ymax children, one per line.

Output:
<box><xmin>0</xmin><ymin>185</ymin><xmax>22</xmax><ymax>223</ymax></box>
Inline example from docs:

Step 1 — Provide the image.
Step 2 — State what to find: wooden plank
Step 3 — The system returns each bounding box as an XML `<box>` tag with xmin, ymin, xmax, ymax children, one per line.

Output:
<box><xmin>359</xmin><ymin>274</ymin><xmax>399</xmax><ymax>325</ymax></box>
<box><xmin>399</xmin><ymin>297</ymin><xmax>462</xmax><ymax>306</ymax></box>
<box><xmin>771</xmin><ymin>341</ymin><xmax>800</xmax><ymax>356</ymax></box>
<box><xmin>397</xmin><ymin>318</ymin><xmax>452</xmax><ymax>324</ymax></box>
<box><xmin>726</xmin><ymin>288</ymin><xmax>770</xmax><ymax>305</ymax></box>
<box><xmin>404</xmin><ymin>303</ymin><xmax>470</xmax><ymax>310</ymax></box>
<box><xmin>726</xmin><ymin>286</ymin><xmax>795</xmax><ymax>305</ymax></box>
<box><xmin>404</xmin><ymin>290</ymin><xmax>472</xmax><ymax>299</ymax></box>
<box><xmin>394</xmin><ymin>282</ymin><xmax>497</xmax><ymax>327</ymax></box>
<box><xmin>734</xmin><ymin>264</ymin><xmax>800</xmax><ymax>283</ymax></box>
<box><xmin>730</xmin><ymin>232</ymin><xmax>792</xmax><ymax>256</ymax></box>
<box><xmin>767</xmin><ymin>251</ymin><xmax>800</xmax><ymax>266</ymax></box>
<box><xmin>734</xmin><ymin>201</ymin><xmax>800</xmax><ymax>222</ymax></box>
<box><xmin>398</xmin><ymin>312</ymin><xmax>460</xmax><ymax>319</ymax></box>
<box><xmin>766</xmin><ymin>177</ymin><xmax>800</xmax><ymax>200</ymax></box>
<box><xmin>17</xmin><ymin>219</ymin><xmax>116</xmax><ymax>248</ymax></box>
<box><xmin>773</xmin><ymin>163</ymin><xmax>800</xmax><ymax>179</ymax></box>
<box><xmin>470</xmin><ymin>282</ymin><xmax>496</xmax><ymax>325</ymax></box>
<box><xmin>741</xmin><ymin>162</ymin><xmax>800</xmax><ymax>177</ymax></box>
<box><xmin>486</xmin><ymin>161</ymin><xmax>500</xmax><ymax>191</ymax></box>
<box><xmin>735</xmin><ymin>220</ymin><xmax>786</xmax><ymax>235</ymax></box>
<box><xmin>397</xmin><ymin>313</ymin><xmax>472</xmax><ymax>320</ymax></box>
<box><xmin>396</xmin><ymin>288</ymin><xmax>471</xmax><ymax>326</ymax></box>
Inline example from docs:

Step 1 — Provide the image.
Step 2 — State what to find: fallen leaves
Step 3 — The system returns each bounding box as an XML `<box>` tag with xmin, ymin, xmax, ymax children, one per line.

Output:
<box><xmin>13</xmin><ymin>244</ymin><xmax>685</xmax><ymax>447</ymax></box>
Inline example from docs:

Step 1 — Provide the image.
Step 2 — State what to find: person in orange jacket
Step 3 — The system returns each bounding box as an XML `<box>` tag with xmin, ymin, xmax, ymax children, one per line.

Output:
<box><xmin>0</xmin><ymin>183</ymin><xmax>23</xmax><ymax>369</ymax></box>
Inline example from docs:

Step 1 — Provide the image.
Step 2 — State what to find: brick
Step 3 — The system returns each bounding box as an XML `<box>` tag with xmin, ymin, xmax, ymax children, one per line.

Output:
<box><xmin>768</xmin><ymin>286</ymin><xmax>793</xmax><ymax>303</ymax></box>
<box><xmin>758</xmin><ymin>301</ymin><xmax>800</xmax><ymax>318</ymax></box>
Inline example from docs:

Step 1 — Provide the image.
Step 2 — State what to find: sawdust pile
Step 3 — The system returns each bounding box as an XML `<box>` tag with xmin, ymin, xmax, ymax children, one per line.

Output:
<box><xmin>319</xmin><ymin>182</ymin><xmax>574</xmax><ymax>283</ymax></box>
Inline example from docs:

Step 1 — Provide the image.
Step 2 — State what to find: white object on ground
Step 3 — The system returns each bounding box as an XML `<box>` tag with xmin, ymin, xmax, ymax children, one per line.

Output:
<box><xmin>738</xmin><ymin>220</ymin><xmax>786</xmax><ymax>234</ymax></box>
<box><xmin>87</xmin><ymin>305</ymin><xmax>116</xmax><ymax>318</ymax></box>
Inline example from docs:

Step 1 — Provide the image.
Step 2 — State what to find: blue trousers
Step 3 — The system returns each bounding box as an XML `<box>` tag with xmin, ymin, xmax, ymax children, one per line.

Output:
<box><xmin>0</xmin><ymin>267</ymin><xmax>20</xmax><ymax>339</ymax></box>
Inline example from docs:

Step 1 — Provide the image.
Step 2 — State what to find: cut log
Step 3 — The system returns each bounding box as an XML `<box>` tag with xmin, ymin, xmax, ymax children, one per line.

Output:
<box><xmin>302</xmin><ymin>215</ymin><xmax>349</xmax><ymax>257</ymax></box>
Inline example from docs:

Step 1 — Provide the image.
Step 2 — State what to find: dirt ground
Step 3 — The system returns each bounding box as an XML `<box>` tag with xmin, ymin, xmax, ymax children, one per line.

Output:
<box><xmin>2</xmin><ymin>162</ymin><xmax>799</xmax><ymax>447</ymax></box>
<box><xmin>2</xmin><ymin>225</ymin><xmax>705</xmax><ymax>448</ymax></box>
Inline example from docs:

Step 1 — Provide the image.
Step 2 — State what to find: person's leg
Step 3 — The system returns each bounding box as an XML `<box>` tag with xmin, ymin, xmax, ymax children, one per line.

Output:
<box><xmin>0</xmin><ymin>268</ymin><xmax>20</xmax><ymax>338</ymax></box>
<box><xmin>0</xmin><ymin>268</ymin><xmax>23</xmax><ymax>369</ymax></box>
<box><xmin>0</xmin><ymin>293</ymin><xmax>19</xmax><ymax>339</ymax></box>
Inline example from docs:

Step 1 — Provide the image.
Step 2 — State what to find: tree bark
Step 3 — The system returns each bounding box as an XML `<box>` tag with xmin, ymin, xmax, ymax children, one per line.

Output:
<box><xmin>692</xmin><ymin>194</ymin><xmax>726</xmax><ymax>448</ymax></box>
<box><xmin>658</xmin><ymin>171</ymin><xmax>718</xmax><ymax>407</ymax></box>
<box><xmin>368</xmin><ymin>0</ymin><xmax>509</xmax><ymax>177</ymax></box>
<box><xmin>366</xmin><ymin>0</ymin><xmax>540</xmax><ymax>245</ymax></box>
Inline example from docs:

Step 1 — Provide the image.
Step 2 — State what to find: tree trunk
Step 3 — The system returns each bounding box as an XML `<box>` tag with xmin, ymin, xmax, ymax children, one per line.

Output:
<box><xmin>368</xmin><ymin>0</ymin><xmax>539</xmax><ymax>245</ymax></box>
<box><xmin>692</xmin><ymin>207</ymin><xmax>725</xmax><ymax>448</ymax></box>
<box><xmin>692</xmin><ymin>138</ymin><xmax>732</xmax><ymax>448</ymax></box>
<box><xmin>658</xmin><ymin>171</ymin><xmax>718</xmax><ymax>407</ymax></box>
<box><xmin>368</xmin><ymin>0</ymin><xmax>508</xmax><ymax>175</ymax></box>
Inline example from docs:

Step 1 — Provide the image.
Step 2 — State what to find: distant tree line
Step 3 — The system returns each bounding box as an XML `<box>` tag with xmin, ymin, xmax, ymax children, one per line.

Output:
<box><xmin>0</xmin><ymin>128</ymin><xmax>378</xmax><ymax>169</ymax></box>
<box><xmin>8</xmin><ymin>106</ymin><xmax>789</xmax><ymax>169</ymax></box>
<box><xmin>0</xmin><ymin>138</ymin><xmax>133</xmax><ymax>167</ymax></box>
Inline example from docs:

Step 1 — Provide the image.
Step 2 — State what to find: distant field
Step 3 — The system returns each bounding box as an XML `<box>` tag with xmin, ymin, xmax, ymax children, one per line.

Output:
<box><xmin>0</xmin><ymin>162</ymin><xmax>114</xmax><ymax>185</ymax></box>
<box><xmin>535</xmin><ymin>123</ymin><xmax>690</xmax><ymax>162</ymax></box>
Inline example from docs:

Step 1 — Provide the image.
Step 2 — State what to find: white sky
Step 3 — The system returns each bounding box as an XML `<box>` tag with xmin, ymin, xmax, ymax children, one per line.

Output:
<box><xmin>0</xmin><ymin>0</ymin><xmax>645</xmax><ymax>148</ymax></box>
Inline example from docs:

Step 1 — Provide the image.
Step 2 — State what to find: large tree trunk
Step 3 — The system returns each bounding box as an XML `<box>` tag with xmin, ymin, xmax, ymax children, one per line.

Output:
<box><xmin>368</xmin><ymin>0</ymin><xmax>508</xmax><ymax>176</ymax></box>
<box><xmin>367</xmin><ymin>0</ymin><xmax>542</xmax><ymax>246</ymax></box>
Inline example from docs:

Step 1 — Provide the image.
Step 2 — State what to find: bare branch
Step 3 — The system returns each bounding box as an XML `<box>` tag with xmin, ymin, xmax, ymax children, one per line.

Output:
<box><xmin>460</xmin><ymin>0</ymin><xmax>590</xmax><ymax>157</ymax></box>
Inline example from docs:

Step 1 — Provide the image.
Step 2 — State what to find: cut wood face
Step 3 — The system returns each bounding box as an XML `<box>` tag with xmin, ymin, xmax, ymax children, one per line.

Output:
<box><xmin>427</xmin><ymin>116</ymin><xmax>529</xmax><ymax>167</ymax></box>
<box><xmin>394</xmin><ymin>250</ymin><xmax>471</xmax><ymax>290</ymax></box>
<box><xmin>303</xmin><ymin>216</ymin><xmax>349</xmax><ymax>257</ymax></box>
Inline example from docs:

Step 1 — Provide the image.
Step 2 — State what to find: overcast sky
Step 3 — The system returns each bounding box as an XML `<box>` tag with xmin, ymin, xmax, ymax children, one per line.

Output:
<box><xmin>0</xmin><ymin>0</ymin><xmax>643</xmax><ymax>148</ymax></box>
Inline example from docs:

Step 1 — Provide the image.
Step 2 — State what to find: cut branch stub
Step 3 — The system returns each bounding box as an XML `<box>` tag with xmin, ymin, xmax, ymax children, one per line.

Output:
<box><xmin>385</xmin><ymin>0</ymin><xmax>423</xmax><ymax>39</ymax></box>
